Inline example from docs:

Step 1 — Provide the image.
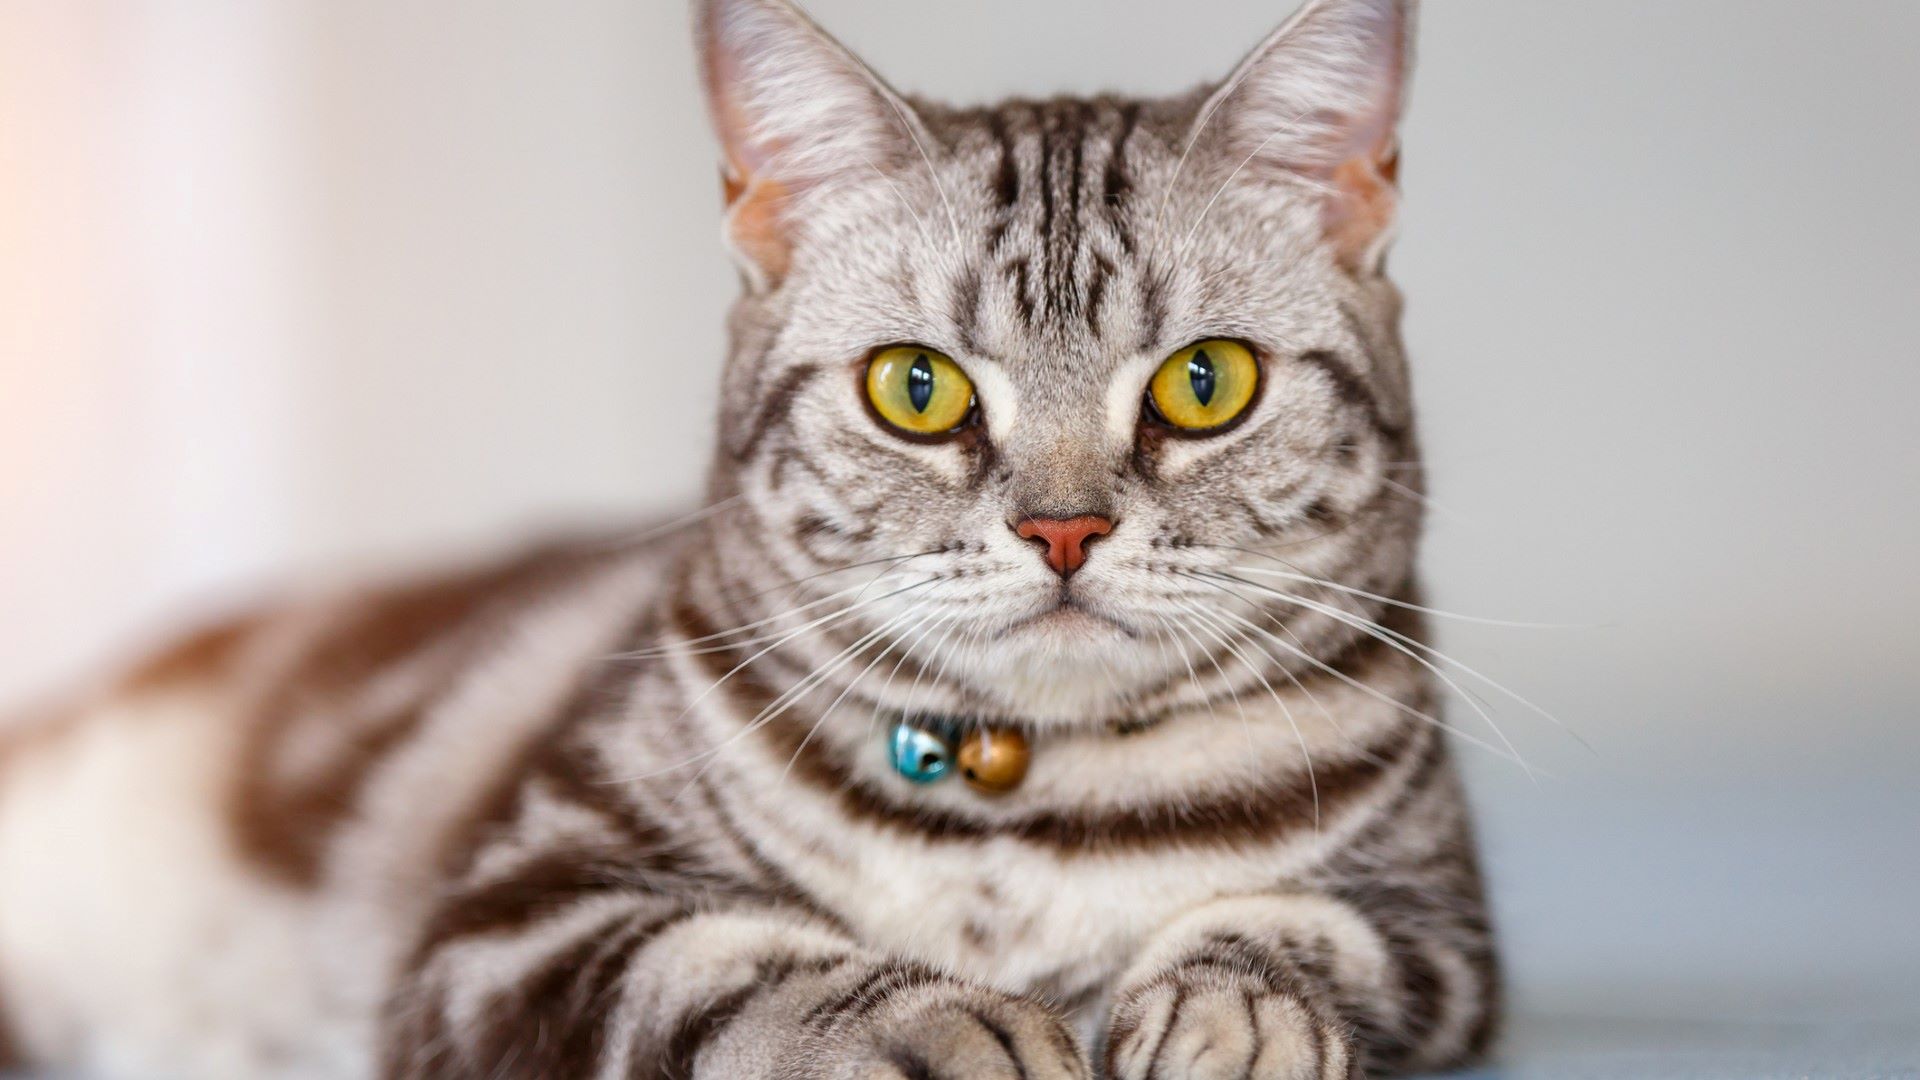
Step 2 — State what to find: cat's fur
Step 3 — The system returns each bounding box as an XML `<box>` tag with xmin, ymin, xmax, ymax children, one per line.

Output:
<box><xmin>0</xmin><ymin>0</ymin><xmax>1500</xmax><ymax>1076</ymax></box>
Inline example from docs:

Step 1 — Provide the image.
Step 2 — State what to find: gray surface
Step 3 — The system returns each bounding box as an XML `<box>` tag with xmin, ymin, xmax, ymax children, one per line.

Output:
<box><xmin>1461</xmin><ymin>1014</ymin><xmax>1920</xmax><ymax>1079</ymax></box>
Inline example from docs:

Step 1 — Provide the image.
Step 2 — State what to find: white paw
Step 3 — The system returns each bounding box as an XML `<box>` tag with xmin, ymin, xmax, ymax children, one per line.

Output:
<box><xmin>1105</xmin><ymin>964</ymin><xmax>1357</xmax><ymax>1080</ymax></box>
<box><xmin>797</xmin><ymin>963</ymin><xmax>1089</xmax><ymax>1080</ymax></box>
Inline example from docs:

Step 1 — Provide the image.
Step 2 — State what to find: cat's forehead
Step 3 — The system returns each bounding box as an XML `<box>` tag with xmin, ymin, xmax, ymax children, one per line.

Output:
<box><xmin>785</xmin><ymin>91</ymin><xmax>1337</xmax><ymax>387</ymax></box>
<box><xmin>924</xmin><ymin>97</ymin><xmax>1177</xmax><ymax>366</ymax></box>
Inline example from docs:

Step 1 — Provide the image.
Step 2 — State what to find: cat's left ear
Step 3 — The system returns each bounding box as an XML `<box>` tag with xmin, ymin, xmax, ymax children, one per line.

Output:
<box><xmin>694</xmin><ymin>0</ymin><xmax>927</xmax><ymax>289</ymax></box>
<box><xmin>1200</xmin><ymin>0</ymin><xmax>1414</xmax><ymax>274</ymax></box>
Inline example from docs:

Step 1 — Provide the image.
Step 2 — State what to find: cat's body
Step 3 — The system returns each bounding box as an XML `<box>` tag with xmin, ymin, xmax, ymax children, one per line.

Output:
<box><xmin>0</xmin><ymin>1</ymin><xmax>1501</xmax><ymax>1077</ymax></box>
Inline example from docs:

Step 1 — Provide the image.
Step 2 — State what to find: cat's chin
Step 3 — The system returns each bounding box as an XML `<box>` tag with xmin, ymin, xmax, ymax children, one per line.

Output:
<box><xmin>969</xmin><ymin>607</ymin><xmax>1157</xmax><ymax>726</ymax></box>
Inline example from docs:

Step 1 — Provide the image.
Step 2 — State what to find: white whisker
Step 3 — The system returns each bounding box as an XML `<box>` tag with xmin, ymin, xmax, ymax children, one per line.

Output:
<box><xmin>607</xmin><ymin>577</ymin><xmax>945</xmax><ymax>783</ymax></box>
<box><xmin>1222</xmin><ymin>564</ymin><xmax>1573</xmax><ymax>629</ymax></box>
<box><xmin>1177</xmin><ymin>600</ymin><xmax>1319</xmax><ymax>828</ymax></box>
<box><xmin>674</xmin><ymin>595</ymin><xmax>950</xmax><ymax>798</ymax></box>
<box><xmin>1203</xmin><ymin>572</ymin><xmax>1538</xmax><ymax>783</ymax></box>
<box><xmin>1180</xmin><ymin>572</ymin><xmax>1531</xmax><ymax>768</ymax></box>
<box><xmin>777</xmin><ymin>607</ymin><xmax>951</xmax><ymax>788</ymax></box>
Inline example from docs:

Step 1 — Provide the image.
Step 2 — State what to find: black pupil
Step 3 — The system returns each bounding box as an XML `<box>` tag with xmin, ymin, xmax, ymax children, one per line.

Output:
<box><xmin>1188</xmin><ymin>350</ymin><xmax>1217</xmax><ymax>407</ymax></box>
<box><xmin>907</xmin><ymin>355</ymin><xmax>935</xmax><ymax>413</ymax></box>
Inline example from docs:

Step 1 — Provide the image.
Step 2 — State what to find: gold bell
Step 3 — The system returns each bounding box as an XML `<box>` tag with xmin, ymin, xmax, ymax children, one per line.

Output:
<box><xmin>958</xmin><ymin>727</ymin><xmax>1030</xmax><ymax>795</ymax></box>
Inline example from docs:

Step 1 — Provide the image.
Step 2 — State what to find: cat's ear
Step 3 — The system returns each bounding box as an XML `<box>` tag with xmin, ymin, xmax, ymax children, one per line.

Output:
<box><xmin>695</xmin><ymin>0</ymin><xmax>924</xmax><ymax>289</ymax></box>
<box><xmin>1200</xmin><ymin>0</ymin><xmax>1414</xmax><ymax>273</ymax></box>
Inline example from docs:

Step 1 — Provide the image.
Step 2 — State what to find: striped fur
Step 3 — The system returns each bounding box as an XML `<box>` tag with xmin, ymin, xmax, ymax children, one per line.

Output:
<box><xmin>0</xmin><ymin>1</ymin><xmax>1498</xmax><ymax>1076</ymax></box>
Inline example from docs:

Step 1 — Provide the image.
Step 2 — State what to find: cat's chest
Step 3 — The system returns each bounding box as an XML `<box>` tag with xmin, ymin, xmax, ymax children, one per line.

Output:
<box><xmin>774</xmin><ymin>824</ymin><xmax>1305</xmax><ymax>995</ymax></box>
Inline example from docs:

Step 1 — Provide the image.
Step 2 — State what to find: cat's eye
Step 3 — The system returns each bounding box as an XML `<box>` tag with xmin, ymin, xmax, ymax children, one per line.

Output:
<box><xmin>1147</xmin><ymin>339</ymin><xmax>1260</xmax><ymax>433</ymax></box>
<box><xmin>865</xmin><ymin>346</ymin><xmax>975</xmax><ymax>436</ymax></box>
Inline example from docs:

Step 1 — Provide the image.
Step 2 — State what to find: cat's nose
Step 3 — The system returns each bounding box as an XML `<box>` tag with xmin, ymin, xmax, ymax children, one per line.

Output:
<box><xmin>1013</xmin><ymin>515</ymin><xmax>1113</xmax><ymax>577</ymax></box>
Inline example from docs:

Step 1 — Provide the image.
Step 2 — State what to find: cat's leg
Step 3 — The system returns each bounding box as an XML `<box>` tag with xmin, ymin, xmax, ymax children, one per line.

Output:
<box><xmin>1101</xmin><ymin>891</ymin><xmax>1497</xmax><ymax>1079</ymax></box>
<box><xmin>381</xmin><ymin>873</ymin><xmax>1089</xmax><ymax>1080</ymax></box>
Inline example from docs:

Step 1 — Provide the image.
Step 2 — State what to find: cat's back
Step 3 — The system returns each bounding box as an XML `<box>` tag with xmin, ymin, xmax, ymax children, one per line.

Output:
<box><xmin>0</xmin><ymin>521</ymin><xmax>684</xmax><ymax>1076</ymax></box>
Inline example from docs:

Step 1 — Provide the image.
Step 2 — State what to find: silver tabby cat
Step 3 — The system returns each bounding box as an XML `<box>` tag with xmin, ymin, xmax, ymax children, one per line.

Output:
<box><xmin>0</xmin><ymin>0</ymin><xmax>1499</xmax><ymax>1076</ymax></box>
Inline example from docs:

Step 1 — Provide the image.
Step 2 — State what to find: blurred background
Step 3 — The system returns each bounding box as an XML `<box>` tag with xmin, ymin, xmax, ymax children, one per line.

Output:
<box><xmin>3</xmin><ymin>0</ymin><xmax>1916</xmax><ymax>1070</ymax></box>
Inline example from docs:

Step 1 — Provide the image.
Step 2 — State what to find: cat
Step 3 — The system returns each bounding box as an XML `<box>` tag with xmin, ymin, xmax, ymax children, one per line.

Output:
<box><xmin>0</xmin><ymin>0</ymin><xmax>1500</xmax><ymax>1076</ymax></box>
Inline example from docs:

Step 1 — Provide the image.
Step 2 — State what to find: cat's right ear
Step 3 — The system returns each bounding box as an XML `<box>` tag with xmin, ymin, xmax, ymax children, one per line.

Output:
<box><xmin>694</xmin><ymin>0</ymin><xmax>922</xmax><ymax>290</ymax></box>
<box><xmin>1198</xmin><ymin>0</ymin><xmax>1415</xmax><ymax>275</ymax></box>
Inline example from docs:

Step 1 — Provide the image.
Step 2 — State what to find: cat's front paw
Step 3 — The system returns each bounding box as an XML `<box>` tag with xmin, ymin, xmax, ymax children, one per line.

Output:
<box><xmin>797</xmin><ymin>962</ymin><xmax>1088</xmax><ymax>1080</ymax></box>
<box><xmin>1104</xmin><ymin>964</ymin><xmax>1357</xmax><ymax>1080</ymax></box>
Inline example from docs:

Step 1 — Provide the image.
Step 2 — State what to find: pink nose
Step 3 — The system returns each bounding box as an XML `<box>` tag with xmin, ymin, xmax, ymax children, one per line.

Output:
<box><xmin>1014</xmin><ymin>516</ymin><xmax>1113</xmax><ymax>576</ymax></box>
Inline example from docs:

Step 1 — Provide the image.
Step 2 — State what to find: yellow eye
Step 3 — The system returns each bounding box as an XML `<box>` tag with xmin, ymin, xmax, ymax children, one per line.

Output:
<box><xmin>865</xmin><ymin>346</ymin><xmax>975</xmax><ymax>436</ymax></box>
<box><xmin>1148</xmin><ymin>339</ymin><xmax>1259</xmax><ymax>432</ymax></box>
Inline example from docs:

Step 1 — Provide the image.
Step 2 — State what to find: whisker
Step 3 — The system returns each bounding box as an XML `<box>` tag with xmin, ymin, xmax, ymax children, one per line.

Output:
<box><xmin>618</xmin><ymin>570</ymin><xmax>937</xmax><ymax>660</ymax></box>
<box><xmin>1150</xmin><ymin>613</ymin><xmax>1224</xmax><ymax>729</ymax></box>
<box><xmin>1202</xmin><ymin>572</ymin><xmax>1538</xmax><ymax>782</ymax></box>
<box><xmin>879</xmin><ymin>93</ymin><xmax>962</xmax><ymax>245</ymax></box>
<box><xmin>1179</xmin><ymin>111</ymin><xmax>1308</xmax><ymax>252</ymax></box>
<box><xmin>1196</xmin><ymin>603</ymin><xmax>1396</xmax><ymax>772</ymax></box>
<box><xmin>777</xmin><ymin>607</ymin><xmax>951</xmax><ymax>788</ymax></box>
<box><xmin>1379</xmin><ymin>477</ymin><xmax>1469</xmax><ymax>526</ymax></box>
<box><xmin>608</xmin><ymin>577</ymin><xmax>945</xmax><ymax>782</ymax></box>
<box><xmin>1221</xmin><ymin>563</ymin><xmax>1573</xmax><ymax>629</ymax></box>
<box><xmin>674</xmin><ymin>598</ymin><xmax>948</xmax><ymax>796</ymax></box>
<box><xmin>861</xmin><ymin>154</ymin><xmax>932</xmax><ymax>243</ymax></box>
<box><xmin>1178</xmin><ymin>575</ymin><xmax>1375</xmax><ymax>765</ymax></box>
<box><xmin>1153</xmin><ymin>41</ymin><xmax>1275</xmax><ymax>245</ymax></box>
<box><xmin>1203</xmin><ymin>562</ymin><xmax>1588</xmax><ymax>749</ymax></box>
<box><xmin>1179</xmin><ymin>573</ymin><xmax>1531</xmax><ymax>769</ymax></box>
<box><xmin>1177</xmin><ymin>601</ymin><xmax>1319</xmax><ymax>828</ymax></box>
<box><xmin>902</xmin><ymin>607</ymin><xmax>969</xmax><ymax>720</ymax></box>
<box><xmin>1184</xmin><ymin>541</ymin><xmax>1577</xmax><ymax>629</ymax></box>
<box><xmin>1163</xmin><ymin>612</ymin><xmax>1232</xmax><ymax>723</ymax></box>
<box><xmin>740</xmin><ymin>547</ymin><xmax>948</xmax><ymax>607</ymax></box>
<box><xmin>595</xmin><ymin>495</ymin><xmax>743</xmax><ymax>550</ymax></box>
<box><xmin>1162</xmin><ymin>609</ymin><xmax>1263</xmax><ymax>788</ymax></box>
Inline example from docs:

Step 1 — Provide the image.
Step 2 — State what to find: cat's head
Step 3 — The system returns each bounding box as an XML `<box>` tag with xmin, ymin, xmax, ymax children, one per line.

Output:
<box><xmin>693</xmin><ymin>0</ymin><xmax>1422</xmax><ymax>726</ymax></box>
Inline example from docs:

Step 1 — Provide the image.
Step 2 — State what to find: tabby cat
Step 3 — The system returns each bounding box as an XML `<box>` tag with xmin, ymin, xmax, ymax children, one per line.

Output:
<box><xmin>0</xmin><ymin>0</ymin><xmax>1500</xmax><ymax>1076</ymax></box>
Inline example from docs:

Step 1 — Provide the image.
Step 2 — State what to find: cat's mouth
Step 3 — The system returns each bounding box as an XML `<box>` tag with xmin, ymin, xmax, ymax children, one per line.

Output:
<box><xmin>1005</xmin><ymin>596</ymin><xmax>1137</xmax><ymax>639</ymax></box>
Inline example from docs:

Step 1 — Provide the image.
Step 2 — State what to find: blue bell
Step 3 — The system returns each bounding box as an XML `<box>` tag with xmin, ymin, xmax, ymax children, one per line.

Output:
<box><xmin>888</xmin><ymin>721</ymin><xmax>954</xmax><ymax>784</ymax></box>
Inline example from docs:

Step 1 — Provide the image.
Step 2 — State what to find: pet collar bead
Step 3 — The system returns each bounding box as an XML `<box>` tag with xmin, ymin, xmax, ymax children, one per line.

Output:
<box><xmin>888</xmin><ymin>719</ymin><xmax>1030</xmax><ymax>794</ymax></box>
<box><xmin>888</xmin><ymin>722</ymin><xmax>954</xmax><ymax>784</ymax></box>
<box><xmin>957</xmin><ymin>727</ymin><xmax>1030</xmax><ymax>795</ymax></box>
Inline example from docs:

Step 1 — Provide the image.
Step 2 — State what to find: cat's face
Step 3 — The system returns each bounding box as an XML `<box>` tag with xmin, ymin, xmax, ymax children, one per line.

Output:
<box><xmin>698</xmin><ymin>0</ymin><xmax>1420</xmax><ymax>726</ymax></box>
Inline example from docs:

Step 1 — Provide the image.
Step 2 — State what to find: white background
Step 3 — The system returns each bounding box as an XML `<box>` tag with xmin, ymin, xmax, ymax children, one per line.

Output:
<box><xmin>3</xmin><ymin>0</ymin><xmax>1916</xmax><ymax>1029</ymax></box>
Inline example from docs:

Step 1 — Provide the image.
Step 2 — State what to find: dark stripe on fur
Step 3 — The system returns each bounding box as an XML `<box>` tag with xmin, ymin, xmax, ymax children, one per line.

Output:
<box><xmin>466</xmin><ymin>908</ymin><xmax>642</xmax><ymax>1077</ymax></box>
<box><xmin>891</xmin><ymin>1047</ymin><xmax>939</xmax><ymax>1080</ymax></box>
<box><xmin>730</xmin><ymin>363</ymin><xmax>822</xmax><ymax>463</ymax></box>
<box><xmin>1295</xmin><ymin>350</ymin><xmax>1398</xmax><ymax>439</ymax></box>
<box><xmin>953</xmin><ymin>264</ymin><xmax>985</xmax><ymax>352</ymax></box>
<box><xmin>805</xmin><ymin>960</ymin><xmax>939</xmax><ymax>1030</ymax></box>
<box><xmin>413</xmin><ymin>852</ymin><xmax>695</xmax><ymax>954</ymax></box>
<box><xmin>1009</xmin><ymin>257</ymin><xmax>1036</xmax><ymax>326</ymax></box>
<box><xmin>690</xmin><ymin>768</ymin><xmax>852</xmax><ymax>930</ymax></box>
<box><xmin>116</xmin><ymin>607</ymin><xmax>261</xmax><ymax>693</ymax></box>
<box><xmin>658</xmin><ymin>979</ymin><xmax>762</xmax><ymax>1079</ymax></box>
<box><xmin>229</xmin><ymin>537</ymin><xmax>633</xmax><ymax>888</ymax></box>
<box><xmin>429</xmin><ymin>608</ymin><xmax>660</xmax><ymax>885</ymax></box>
<box><xmin>1105</xmin><ymin>103</ymin><xmax>1141</xmax><ymax>253</ymax></box>
<box><xmin>1086</xmin><ymin>253</ymin><xmax>1115</xmax><ymax>329</ymax></box>
<box><xmin>973</xmin><ymin>1009</ymin><xmax>1029</xmax><ymax>1080</ymax></box>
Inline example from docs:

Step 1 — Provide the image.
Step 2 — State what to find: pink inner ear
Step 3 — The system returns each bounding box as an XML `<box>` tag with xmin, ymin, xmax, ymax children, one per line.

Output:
<box><xmin>1289</xmin><ymin>4</ymin><xmax>1409</xmax><ymax>271</ymax></box>
<box><xmin>701</xmin><ymin>23</ymin><xmax>801</xmax><ymax>284</ymax></box>
<box><xmin>1324</xmin><ymin>154</ymin><xmax>1399</xmax><ymax>272</ymax></box>
<box><xmin>698</xmin><ymin>0</ymin><xmax>909</xmax><ymax>287</ymax></box>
